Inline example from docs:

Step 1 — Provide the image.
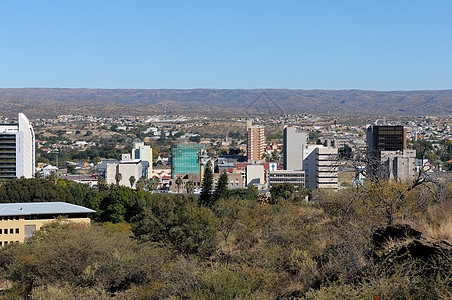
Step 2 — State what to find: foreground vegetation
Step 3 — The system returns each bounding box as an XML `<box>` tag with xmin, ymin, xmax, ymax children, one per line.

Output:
<box><xmin>0</xmin><ymin>177</ymin><xmax>450</xmax><ymax>299</ymax></box>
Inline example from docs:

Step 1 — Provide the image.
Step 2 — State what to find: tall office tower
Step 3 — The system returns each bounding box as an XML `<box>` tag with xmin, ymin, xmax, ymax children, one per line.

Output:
<box><xmin>283</xmin><ymin>126</ymin><xmax>308</xmax><ymax>170</ymax></box>
<box><xmin>171</xmin><ymin>143</ymin><xmax>205</xmax><ymax>178</ymax></box>
<box><xmin>247</xmin><ymin>124</ymin><xmax>265</xmax><ymax>162</ymax></box>
<box><xmin>315</xmin><ymin>142</ymin><xmax>338</xmax><ymax>189</ymax></box>
<box><xmin>0</xmin><ymin>113</ymin><xmax>35</xmax><ymax>179</ymax></box>
<box><xmin>302</xmin><ymin>139</ymin><xmax>338</xmax><ymax>189</ymax></box>
<box><xmin>366</xmin><ymin>125</ymin><xmax>406</xmax><ymax>155</ymax></box>
<box><xmin>132</xmin><ymin>141</ymin><xmax>153</xmax><ymax>177</ymax></box>
<box><xmin>366</xmin><ymin>124</ymin><xmax>407</xmax><ymax>179</ymax></box>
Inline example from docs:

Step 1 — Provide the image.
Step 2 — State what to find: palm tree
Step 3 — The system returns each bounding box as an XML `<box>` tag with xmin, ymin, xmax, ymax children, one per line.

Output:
<box><xmin>146</xmin><ymin>177</ymin><xmax>159</xmax><ymax>191</ymax></box>
<box><xmin>48</xmin><ymin>172</ymin><xmax>58</xmax><ymax>184</ymax></box>
<box><xmin>175</xmin><ymin>176</ymin><xmax>183</xmax><ymax>193</ymax></box>
<box><xmin>115</xmin><ymin>172</ymin><xmax>122</xmax><ymax>186</ymax></box>
<box><xmin>186</xmin><ymin>180</ymin><xmax>195</xmax><ymax>194</ymax></box>
<box><xmin>129</xmin><ymin>175</ymin><xmax>136</xmax><ymax>188</ymax></box>
<box><xmin>136</xmin><ymin>176</ymin><xmax>146</xmax><ymax>191</ymax></box>
<box><xmin>97</xmin><ymin>176</ymin><xmax>108</xmax><ymax>191</ymax></box>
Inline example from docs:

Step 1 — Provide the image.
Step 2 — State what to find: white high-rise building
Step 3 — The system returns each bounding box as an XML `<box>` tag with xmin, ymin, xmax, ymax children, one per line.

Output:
<box><xmin>302</xmin><ymin>140</ymin><xmax>338</xmax><ymax>189</ymax></box>
<box><xmin>132</xmin><ymin>141</ymin><xmax>153</xmax><ymax>177</ymax></box>
<box><xmin>0</xmin><ymin>113</ymin><xmax>35</xmax><ymax>179</ymax></box>
<box><xmin>283</xmin><ymin>127</ymin><xmax>308</xmax><ymax>170</ymax></box>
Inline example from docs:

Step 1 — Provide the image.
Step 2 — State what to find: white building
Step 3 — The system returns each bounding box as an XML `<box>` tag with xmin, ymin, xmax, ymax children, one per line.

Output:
<box><xmin>315</xmin><ymin>145</ymin><xmax>338</xmax><ymax>189</ymax></box>
<box><xmin>105</xmin><ymin>154</ymin><xmax>149</xmax><ymax>188</ymax></box>
<box><xmin>302</xmin><ymin>140</ymin><xmax>338</xmax><ymax>189</ymax></box>
<box><xmin>132</xmin><ymin>141</ymin><xmax>153</xmax><ymax>177</ymax></box>
<box><xmin>268</xmin><ymin>170</ymin><xmax>305</xmax><ymax>188</ymax></box>
<box><xmin>246</xmin><ymin>164</ymin><xmax>265</xmax><ymax>189</ymax></box>
<box><xmin>283</xmin><ymin>126</ymin><xmax>308</xmax><ymax>170</ymax></box>
<box><xmin>0</xmin><ymin>113</ymin><xmax>35</xmax><ymax>179</ymax></box>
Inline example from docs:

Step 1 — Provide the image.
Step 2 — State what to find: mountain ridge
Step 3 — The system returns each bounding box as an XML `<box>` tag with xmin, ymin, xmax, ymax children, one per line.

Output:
<box><xmin>0</xmin><ymin>88</ymin><xmax>450</xmax><ymax>117</ymax></box>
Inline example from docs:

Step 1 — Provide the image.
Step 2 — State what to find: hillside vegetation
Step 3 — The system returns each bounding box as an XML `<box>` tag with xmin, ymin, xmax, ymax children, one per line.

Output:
<box><xmin>0</xmin><ymin>178</ymin><xmax>450</xmax><ymax>299</ymax></box>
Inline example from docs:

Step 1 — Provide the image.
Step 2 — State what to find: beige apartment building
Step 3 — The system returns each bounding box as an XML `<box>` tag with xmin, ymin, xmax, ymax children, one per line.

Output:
<box><xmin>0</xmin><ymin>202</ymin><xmax>95</xmax><ymax>246</ymax></box>
<box><xmin>247</xmin><ymin>124</ymin><xmax>265</xmax><ymax>162</ymax></box>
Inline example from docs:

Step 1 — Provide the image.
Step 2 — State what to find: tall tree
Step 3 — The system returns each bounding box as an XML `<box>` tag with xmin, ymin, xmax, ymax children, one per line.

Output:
<box><xmin>199</xmin><ymin>163</ymin><xmax>213</xmax><ymax>207</ymax></box>
<box><xmin>97</xmin><ymin>176</ymin><xmax>108</xmax><ymax>191</ymax></box>
<box><xmin>146</xmin><ymin>177</ymin><xmax>159</xmax><ymax>191</ymax></box>
<box><xmin>186</xmin><ymin>180</ymin><xmax>195</xmax><ymax>194</ymax></box>
<box><xmin>115</xmin><ymin>172</ymin><xmax>122</xmax><ymax>186</ymax></box>
<box><xmin>48</xmin><ymin>172</ymin><xmax>58</xmax><ymax>184</ymax></box>
<box><xmin>129</xmin><ymin>175</ymin><xmax>136</xmax><ymax>188</ymax></box>
<box><xmin>136</xmin><ymin>176</ymin><xmax>146</xmax><ymax>191</ymax></box>
<box><xmin>213</xmin><ymin>171</ymin><xmax>228</xmax><ymax>203</ymax></box>
<box><xmin>175</xmin><ymin>176</ymin><xmax>183</xmax><ymax>193</ymax></box>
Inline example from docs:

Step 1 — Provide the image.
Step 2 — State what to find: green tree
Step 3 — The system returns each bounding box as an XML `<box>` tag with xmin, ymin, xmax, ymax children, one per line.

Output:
<box><xmin>0</xmin><ymin>178</ymin><xmax>73</xmax><ymax>203</ymax></box>
<box><xmin>146</xmin><ymin>177</ymin><xmax>159</xmax><ymax>191</ymax></box>
<box><xmin>199</xmin><ymin>164</ymin><xmax>213</xmax><ymax>207</ymax></box>
<box><xmin>97</xmin><ymin>176</ymin><xmax>108</xmax><ymax>191</ymax></box>
<box><xmin>175</xmin><ymin>176</ymin><xmax>183</xmax><ymax>193</ymax></box>
<box><xmin>48</xmin><ymin>172</ymin><xmax>58</xmax><ymax>184</ymax></box>
<box><xmin>132</xmin><ymin>194</ymin><xmax>218</xmax><ymax>255</ymax></box>
<box><xmin>98</xmin><ymin>186</ymin><xmax>139</xmax><ymax>223</ymax></box>
<box><xmin>269</xmin><ymin>182</ymin><xmax>296</xmax><ymax>203</ymax></box>
<box><xmin>309</xmin><ymin>131</ymin><xmax>320</xmax><ymax>140</ymax></box>
<box><xmin>136</xmin><ymin>176</ymin><xmax>146</xmax><ymax>191</ymax></box>
<box><xmin>115</xmin><ymin>172</ymin><xmax>122</xmax><ymax>186</ymax></box>
<box><xmin>67</xmin><ymin>164</ymin><xmax>76</xmax><ymax>175</ymax></box>
<box><xmin>186</xmin><ymin>180</ymin><xmax>195</xmax><ymax>194</ymax></box>
<box><xmin>213</xmin><ymin>172</ymin><xmax>228</xmax><ymax>203</ymax></box>
<box><xmin>129</xmin><ymin>175</ymin><xmax>136</xmax><ymax>188</ymax></box>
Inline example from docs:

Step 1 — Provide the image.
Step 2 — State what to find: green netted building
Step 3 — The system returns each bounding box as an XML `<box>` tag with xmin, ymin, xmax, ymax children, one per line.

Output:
<box><xmin>171</xmin><ymin>143</ymin><xmax>205</xmax><ymax>178</ymax></box>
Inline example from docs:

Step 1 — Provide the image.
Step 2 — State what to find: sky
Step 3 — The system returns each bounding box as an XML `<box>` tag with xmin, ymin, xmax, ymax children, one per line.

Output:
<box><xmin>1</xmin><ymin>0</ymin><xmax>451</xmax><ymax>90</ymax></box>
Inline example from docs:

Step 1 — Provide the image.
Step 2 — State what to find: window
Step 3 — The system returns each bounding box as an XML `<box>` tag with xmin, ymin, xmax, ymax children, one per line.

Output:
<box><xmin>15</xmin><ymin>228</ymin><xmax>19</xmax><ymax>234</ymax></box>
<box><xmin>0</xmin><ymin>241</ymin><xmax>2</xmax><ymax>246</ymax></box>
<box><xmin>9</xmin><ymin>228</ymin><xmax>13</xmax><ymax>234</ymax></box>
<box><xmin>4</xmin><ymin>241</ymin><xmax>7</xmax><ymax>245</ymax></box>
<box><xmin>3</xmin><ymin>229</ymin><xmax>7</xmax><ymax>234</ymax></box>
<box><xmin>15</xmin><ymin>216</ymin><xmax>19</xmax><ymax>220</ymax></box>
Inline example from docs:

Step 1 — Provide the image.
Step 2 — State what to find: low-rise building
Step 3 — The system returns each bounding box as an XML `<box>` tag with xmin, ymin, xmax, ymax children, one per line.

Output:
<box><xmin>268</xmin><ymin>170</ymin><xmax>305</xmax><ymax>188</ymax></box>
<box><xmin>0</xmin><ymin>202</ymin><xmax>95</xmax><ymax>246</ymax></box>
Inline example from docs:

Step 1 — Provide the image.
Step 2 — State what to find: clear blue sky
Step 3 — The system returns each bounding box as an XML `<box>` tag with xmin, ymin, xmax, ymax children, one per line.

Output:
<box><xmin>1</xmin><ymin>0</ymin><xmax>451</xmax><ymax>90</ymax></box>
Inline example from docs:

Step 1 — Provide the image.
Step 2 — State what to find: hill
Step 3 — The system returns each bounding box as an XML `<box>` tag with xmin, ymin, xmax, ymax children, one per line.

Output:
<box><xmin>0</xmin><ymin>88</ymin><xmax>451</xmax><ymax>117</ymax></box>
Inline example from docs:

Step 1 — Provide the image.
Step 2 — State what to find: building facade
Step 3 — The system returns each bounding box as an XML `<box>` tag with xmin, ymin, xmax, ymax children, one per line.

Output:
<box><xmin>105</xmin><ymin>154</ymin><xmax>149</xmax><ymax>188</ymax></box>
<box><xmin>171</xmin><ymin>143</ymin><xmax>205</xmax><ymax>178</ymax></box>
<box><xmin>283</xmin><ymin>127</ymin><xmax>308</xmax><ymax>170</ymax></box>
<box><xmin>247</xmin><ymin>124</ymin><xmax>265</xmax><ymax>162</ymax></box>
<box><xmin>0</xmin><ymin>113</ymin><xmax>35</xmax><ymax>179</ymax></box>
<box><xmin>366</xmin><ymin>125</ymin><xmax>406</xmax><ymax>155</ymax></box>
<box><xmin>381</xmin><ymin>149</ymin><xmax>416</xmax><ymax>180</ymax></box>
<box><xmin>0</xmin><ymin>202</ymin><xmax>95</xmax><ymax>246</ymax></box>
<box><xmin>316</xmin><ymin>145</ymin><xmax>339</xmax><ymax>189</ymax></box>
<box><xmin>268</xmin><ymin>170</ymin><xmax>305</xmax><ymax>188</ymax></box>
<box><xmin>132</xmin><ymin>141</ymin><xmax>153</xmax><ymax>177</ymax></box>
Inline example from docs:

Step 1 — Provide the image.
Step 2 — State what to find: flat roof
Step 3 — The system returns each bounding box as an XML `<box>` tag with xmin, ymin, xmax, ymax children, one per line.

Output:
<box><xmin>0</xmin><ymin>202</ymin><xmax>96</xmax><ymax>216</ymax></box>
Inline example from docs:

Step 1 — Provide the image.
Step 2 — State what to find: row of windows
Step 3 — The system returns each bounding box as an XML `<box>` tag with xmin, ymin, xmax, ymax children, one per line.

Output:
<box><xmin>0</xmin><ymin>241</ymin><xmax>20</xmax><ymax>246</ymax></box>
<box><xmin>0</xmin><ymin>216</ymin><xmax>20</xmax><ymax>221</ymax></box>
<box><xmin>0</xmin><ymin>228</ymin><xmax>20</xmax><ymax>234</ymax></box>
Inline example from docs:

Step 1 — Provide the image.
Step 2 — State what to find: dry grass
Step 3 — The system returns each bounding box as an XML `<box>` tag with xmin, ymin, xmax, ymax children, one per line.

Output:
<box><xmin>424</xmin><ymin>215</ymin><xmax>452</xmax><ymax>241</ymax></box>
<box><xmin>422</xmin><ymin>197</ymin><xmax>452</xmax><ymax>241</ymax></box>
